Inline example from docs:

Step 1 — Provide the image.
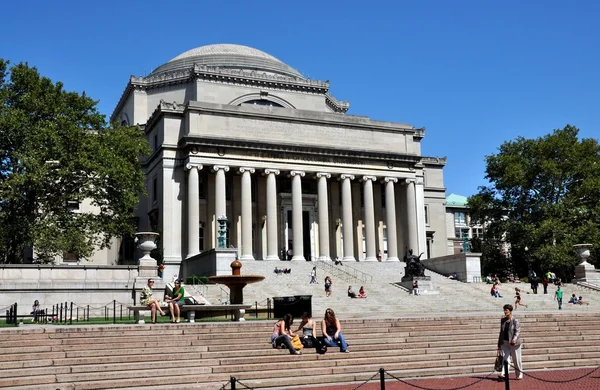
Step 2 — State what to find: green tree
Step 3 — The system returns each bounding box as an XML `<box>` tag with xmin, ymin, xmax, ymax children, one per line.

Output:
<box><xmin>0</xmin><ymin>60</ymin><xmax>150</xmax><ymax>263</ymax></box>
<box><xmin>468</xmin><ymin>125</ymin><xmax>600</xmax><ymax>280</ymax></box>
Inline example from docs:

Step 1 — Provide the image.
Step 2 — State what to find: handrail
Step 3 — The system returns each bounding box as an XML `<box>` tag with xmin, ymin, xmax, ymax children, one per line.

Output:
<box><xmin>314</xmin><ymin>258</ymin><xmax>373</xmax><ymax>284</ymax></box>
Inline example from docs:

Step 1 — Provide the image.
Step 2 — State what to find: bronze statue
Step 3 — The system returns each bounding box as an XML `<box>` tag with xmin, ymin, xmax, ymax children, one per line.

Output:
<box><xmin>403</xmin><ymin>248</ymin><xmax>425</xmax><ymax>278</ymax></box>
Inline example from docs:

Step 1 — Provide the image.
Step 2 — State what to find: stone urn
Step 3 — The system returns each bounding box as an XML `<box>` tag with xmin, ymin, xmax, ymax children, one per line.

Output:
<box><xmin>136</xmin><ymin>232</ymin><xmax>159</xmax><ymax>277</ymax></box>
<box><xmin>573</xmin><ymin>244</ymin><xmax>597</xmax><ymax>282</ymax></box>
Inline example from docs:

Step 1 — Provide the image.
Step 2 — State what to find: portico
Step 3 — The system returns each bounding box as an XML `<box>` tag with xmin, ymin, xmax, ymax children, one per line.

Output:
<box><xmin>111</xmin><ymin>44</ymin><xmax>448</xmax><ymax>277</ymax></box>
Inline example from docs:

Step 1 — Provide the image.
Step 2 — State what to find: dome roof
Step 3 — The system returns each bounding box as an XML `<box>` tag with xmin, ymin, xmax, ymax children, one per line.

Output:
<box><xmin>150</xmin><ymin>44</ymin><xmax>303</xmax><ymax>78</ymax></box>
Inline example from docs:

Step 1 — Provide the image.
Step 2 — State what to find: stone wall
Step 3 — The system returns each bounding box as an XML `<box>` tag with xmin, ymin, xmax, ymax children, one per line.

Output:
<box><xmin>421</xmin><ymin>253</ymin><xmax>482</xmax><ymax>283</ymax></box>
<box><xmin>0</xmin><ymin>264</ymin><xmax>140</xmax><ymax>316</ymax></box>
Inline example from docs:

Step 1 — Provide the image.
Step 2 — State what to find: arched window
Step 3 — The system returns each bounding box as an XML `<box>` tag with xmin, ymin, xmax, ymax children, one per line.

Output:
<box><xmin>238</xmin><ymin>99</ymin><xmax>284</xmax><ymax>108</ymax></box>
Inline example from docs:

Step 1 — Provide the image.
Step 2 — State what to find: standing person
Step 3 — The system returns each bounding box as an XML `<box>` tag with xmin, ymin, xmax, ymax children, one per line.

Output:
<box><xmin>497</xmin><ymin>304</ymin><xmax>523</xmax><ymax>380</ymax></box>
<box><xmin>377</xmin><ymin>250</ymin><xmax>383</xmax><ymax>262</ymax></box>
<box><xmin>271</xmin><ymin>314</ymin><xmax>301</xmax><ymax>355</ymax></box>
<box><xmin>157</xmin><ymin>263</ymin><xmax>165</xmax><ymax>279</ymax></box>
<box><xmin>140</xmin><ymin>278</ymin><xmax>166</xmax><ymax>324</ymax></box>
<box><xmin>542</xmin><ymin>277</ymin><xmax>549</xmax><ymax>294</ymax></box>
<box><xmin>31</xmin><ymin>300</ymin><xmax>40</xmax><ymax>323</ymax></box>
<box><xmin>530</xmin><ymin>276</ymin><xmax>538</xmax><ymax>294</ymax></box>
<box><xmin>554</xmin><ymin>285</ymin><xmax>564</xmax><ymax>310</ymax></box>
<box><xmin>514</xmin><ymin>287</ymin><xmax>527</xmax><ymax>309</ymax></box>
<box><xmin>321</xmin><ymin>308</ymin><xmax>349</xmax><ymax>352</ymax></box>
<box><xmin>310</xmin><ymin>267</ymin><xmax>317</xmax><ymax>284</ymax></box>
<box><xmin>166</xmin><ymin>279</ymin><xmax>185</xmax><ymax>323</ymax></box>
<box><xmin>324</xmin><ymin>276</ymin><xmax>332</xmax><ymax>297</ymax></box>
<box><xmin>412</xmin><ymin>280</ymin><xmax>419</xmax><ymax>295</ymax></box>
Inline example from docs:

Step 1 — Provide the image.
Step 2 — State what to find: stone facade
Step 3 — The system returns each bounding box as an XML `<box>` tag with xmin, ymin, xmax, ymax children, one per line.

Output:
<box><xmin>111</xmin><ymin>44</ymin><xmax>449</xmax><ymax>277</ymax></box>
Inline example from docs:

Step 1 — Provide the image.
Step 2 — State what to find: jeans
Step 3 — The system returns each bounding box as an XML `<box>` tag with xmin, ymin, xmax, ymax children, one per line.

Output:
<box><xmin>557</xmin><ymin>298</ymin><xmax>562</xmax><ymax>310</ymax></box>
<box><xmin>323</xmin><ymin>332</ymin><xmax>348</xmax><ymax>351</ymax></box>
<box><xmin>273</xmin><ymin>334</ymin><xmax>296</xmax><ymax>354</ymax></box>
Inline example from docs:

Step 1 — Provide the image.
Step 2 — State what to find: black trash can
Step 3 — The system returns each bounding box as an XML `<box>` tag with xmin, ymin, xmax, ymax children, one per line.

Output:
<box><xmin>272</xmin><ymin>295</ymin><xmax>312</xmax><ymax>319</ymax></box>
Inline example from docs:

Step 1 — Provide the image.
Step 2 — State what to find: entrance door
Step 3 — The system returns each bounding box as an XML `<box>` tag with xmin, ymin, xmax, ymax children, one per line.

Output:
<box><xmin>280</xmin><ymin>194</ymin><xmax>317</xmax><ymax>261</ymax></box>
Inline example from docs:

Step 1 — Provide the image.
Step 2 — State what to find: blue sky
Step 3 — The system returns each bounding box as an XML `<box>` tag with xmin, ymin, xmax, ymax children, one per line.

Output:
<box><xmin>2</xmin><ymin>1</ymin><xmax>598</xmax><ymax>197</ymax></box>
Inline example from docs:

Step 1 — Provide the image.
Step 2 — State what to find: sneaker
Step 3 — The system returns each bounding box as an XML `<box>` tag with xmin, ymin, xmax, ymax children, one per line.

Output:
<box><xmin>516</xmin><ymin>375</ymin><xmax>523</xmax><ymax>380</ymax></box>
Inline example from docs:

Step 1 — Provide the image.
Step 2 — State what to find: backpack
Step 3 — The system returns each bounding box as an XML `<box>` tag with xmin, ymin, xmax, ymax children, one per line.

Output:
<box><xmin>315</xmin><ymin>336</ymin><xmax>328</xmax><ymax>355</ymax></box>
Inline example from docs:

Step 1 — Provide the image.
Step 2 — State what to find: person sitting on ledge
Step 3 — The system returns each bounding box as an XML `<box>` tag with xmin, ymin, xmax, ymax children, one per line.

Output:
<box><xmin>347</xmin><ymin>286</ymin><xmax>357</xmax><ymax>298</ymax></box>
<box><xmin>568</xmin><ymin>294</ymin><xmax>578</xmax><ymax>304</ymax></box>
<box><xmin>140</xmin><ymin>278</ymin><xmax>166</xmax><ymax>324</ymax></box>
<box><xmin>358</xmin><ymin>286</ymin><xmax>367</xmax><ymax>298</ymax></box>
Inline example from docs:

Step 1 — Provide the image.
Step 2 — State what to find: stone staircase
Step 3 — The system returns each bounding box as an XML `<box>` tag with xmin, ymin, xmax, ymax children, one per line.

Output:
<box><xmin>197</xmin><ymin>260</ymin><xmax>600</xmax><ymax>319</ymax></box>
<box><xmin>2</xmin><ymin>313</ymin><xmax>600</xmax><ymax>389</ymax></box>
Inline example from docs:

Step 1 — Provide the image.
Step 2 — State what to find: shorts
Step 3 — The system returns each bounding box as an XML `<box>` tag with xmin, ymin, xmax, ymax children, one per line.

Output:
<box><xmin>173</xmin><ymin>300</ymin><xmax>184</xmax><ymax>307</ymax></box>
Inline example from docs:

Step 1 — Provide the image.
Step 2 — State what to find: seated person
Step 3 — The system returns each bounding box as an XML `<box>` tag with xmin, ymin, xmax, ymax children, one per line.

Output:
<box><xmin>490</xmin><ymin>283</ymin><xmax>502</xmax><ymax>298</ymax></box>
<box><xmin>321</xmin><ymin>308</ymin><xmax>349</xmax><ymax>352</ymax></box>
<box><xmin>165</xmin><ymin>279</ymin><xmax>185</xmax><ymax>323</ymax></box>
<box><xmin>294</xmin><ymin>312</ymin><xmax>317</xmax><ymax>348</ymax></box>
<box><xmin>358</xmin><ymin>286</ymin><xmax>367</xmax><ymax>298</ymax></box>
<box><xmin>271</xmin><ymin>314</ymin><xmax>301</xmax><ymax>355</ymax></box>
<box><xmin>486</xmin><ymin>274</ymin><xmax>493</xmax><ymax>284</ymax></box>
<box><xmin>577</xmin><ymin>296</ymin><xmax>589</xmax><ymax>305</ymax></box>
<box><xmin>448</xmin><ymin>272</ymin><xmax>458</xmax><ymax>280</ymax></box>
<box><xmin>347</xmin><ymin>286</ymin><xmax>357</xmax><ymax>298</ymax></box>
<box><xmin>568</xmin><ymin>294</ymin><xmax>578</xmax><ymax>304</ymax></box>
<box><xmin>508</xmin><ymin>274</ymin><xmax>515</xmax><ymax>283</ymax></box>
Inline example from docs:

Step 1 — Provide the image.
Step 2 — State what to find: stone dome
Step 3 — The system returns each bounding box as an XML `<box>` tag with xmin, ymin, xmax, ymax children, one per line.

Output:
<box><xmin>151</xmin><ymin>44</ymin><xmax>303</xmax><ymax>78</ymax></box>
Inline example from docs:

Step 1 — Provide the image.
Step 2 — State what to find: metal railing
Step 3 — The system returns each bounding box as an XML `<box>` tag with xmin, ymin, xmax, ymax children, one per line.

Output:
<box><xmin>314</xmin><ymin>258</ymin><xmax>373</xmax><ymax>284</ymax></box>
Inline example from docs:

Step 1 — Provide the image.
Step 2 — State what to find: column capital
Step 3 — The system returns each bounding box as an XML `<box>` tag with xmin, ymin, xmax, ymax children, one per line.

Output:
<box><xmin>362</xmin><ymin>175</ymin><xmax>377</xmax><ymax>182</ymax></box>
<box><xmin>316</xmin><ymin>172</ymin><xmax>331</xmax><ymax>179</ymax></box>
<box><xmin>263</xmin><ymin>168</ymin><xmax>280</xmax><ymax>176</ymax></box>
<box><xmin>212</xmin><ymin>165</ymin><xmax>230</xmax><ymax>173</ymax></box>
<box><xmin>238</xmin><ymin>167</ymin><xmax>255</xmax><ymax>174</ymax></box>
<box><xmin>405</xmin><ymin>178</ymin><xmax>417</xmax><ymax>184</ymax></box>
<box><xmin>185</xmin><ymin>163</ymin><xmax>203</xmax><ymax>171</ymax></box>
<box><xmin>339</xmin><ymin>174</ymin><xmax>355</xmax><ymax>181</ymax></box>
<box><xmin>383</xmin><ymin>177</ymin><xmax>399</xmax><ymax>184</ymax></box>
<box><xmin>290</xmin><ymin>170</ymin><xmax>305</xmax><ymax>177</ymax></box>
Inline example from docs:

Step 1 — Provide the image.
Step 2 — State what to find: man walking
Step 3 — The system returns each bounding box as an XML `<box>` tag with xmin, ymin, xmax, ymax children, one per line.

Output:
<box><xmin>554</xmin><ymin>286</ymin><xmax>564</xmax><ymax>310</ymax></box>
<box><xmin>497</xmin><ymin>304</ymin><xmax>523</xmax><ymax>380</ymax></box>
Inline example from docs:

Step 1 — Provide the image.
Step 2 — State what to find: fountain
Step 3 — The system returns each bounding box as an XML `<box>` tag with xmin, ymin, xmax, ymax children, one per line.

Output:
<box><xmin>209</xmin><ymin>259</ymin><xmax>265</xmax><ymax>305</ymax></box>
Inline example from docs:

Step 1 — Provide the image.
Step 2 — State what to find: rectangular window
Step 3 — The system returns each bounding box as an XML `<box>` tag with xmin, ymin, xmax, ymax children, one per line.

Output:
<box><xmin>454</xmin><ymin>212</ymin><xmax>466</xmax><ymax>225</ymax></box>
<box><xmin>153</xmin><ymin>133</ymin><xmax>158</xmax><ymax>151</ymax></box>
<box><xmin>455</xmin><ymin>227</ymin><xmax>470</xmax><ymax>239</ymax></box>
<box><xmin>152</xmin><ymin>177</ymin><xmax>158</xmax><ymax>204</ymax></box>
<box><xmin>473</xmin><ymin>227</ymin><xmax>484</xmax><ymax>238</ymax></box>
<box><xmin>424</xmin><ymin>205</ymin><xmax>429</xmax><ymax>225</ymax></box>
<box><xmin>198</xmin><ymin>174</ymin><xmax>206</xmax><ymax>199</ymax></box>
<box><xmin>199</xmin><ymin>222</ymin><xmax>205</xmax><ymax>251</ymax></box>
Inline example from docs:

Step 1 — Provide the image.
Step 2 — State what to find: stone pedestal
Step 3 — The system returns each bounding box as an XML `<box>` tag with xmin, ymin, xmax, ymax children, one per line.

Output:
<box><xmin>573</xmin><ymin>244</ymin><xmax>600</xmax><ymax>284</ymax></box>
<box><xmin>399</xmin><ymin>276</ymin><xmax>439</xmax><ymax>295</ymax></box>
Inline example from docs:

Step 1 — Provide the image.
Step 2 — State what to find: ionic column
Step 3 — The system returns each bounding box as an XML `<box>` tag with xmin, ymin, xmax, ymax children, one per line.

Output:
<box><xmin>405</xmin><ymin>178</ymin><xmax>419</xmax><ymax>253</ymax></box>
<box><xmin>363</xmin><ymin>176</ymin><xmax>377</xmax><ymax>261</ymax></box>
<box><xmin>340</xmin><ymin>174</ymin><xmax>355</xmax><ymax>262</ymax></box>
<box><xmin>290</xmin><ymin>170</ymin><xmax>305</xmax><ymax>261</ymax></box>
<box><xmin>316</xmin><ymin>172</ymin><xmax>331</xmax><ymax>261</ymax></box>
<box><xmin>383</xmin><ymin>177</ymin><xmax>399</xmax><ymax>261</ymax></box>
<box><xmin>186</xmin><ymin>163</ymin><xmax>203</xmax><ymax>257</ymax></box>
<box><xmin>239</xmin><ymin>167</ymin><xmax>255</xmax><ymax>260</ymax></box>
<box><xmin>264</xmin><ymin>169</ymin><xmax>280</xmax><ymax>260</ymax></box>
<box><xmin>213</xmin><ymin>165</ymin><xmax>230</xmax><ymax>219</ymax></box>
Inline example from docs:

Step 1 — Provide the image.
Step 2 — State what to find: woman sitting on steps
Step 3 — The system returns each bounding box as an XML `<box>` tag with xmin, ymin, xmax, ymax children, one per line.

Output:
<box><xmin>272</xmin><ymin>313</ymin><xmax>301</xmax><ymax>355</ymax></box>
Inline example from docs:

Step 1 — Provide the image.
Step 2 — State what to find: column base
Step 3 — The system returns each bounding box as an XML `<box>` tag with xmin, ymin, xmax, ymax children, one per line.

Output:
<box><xmin>386</xmin><ymin>257</ymin><xmax>400</xmax><ymax>262</ymax></box>
<box><xmin>364</xmin><ymin>256</ymin><xmax>378</xmax><ymax>262</ymax></box>
<box><xmin>342</xmin><ymin>256</ymin><xmax>356</xmax><ymax>262</ymax></box>
<box><xmin>239</xmin><ymin>255</ymin><xmax>255</xmax><ymax>261</ymax></box>
<box><xmin>318</xmin><ymin>256</ymin><xmax>332</xmax><ymax>261</ymax></box>
<box><xmin>291</xmin><ymin>256</ymin><xmax>306</xmax><ymax>261</ymax></box>
<box><xmin>265</xmin><ymin>255</ymin><xmax>281</xmax><ymax>261</ymax></box>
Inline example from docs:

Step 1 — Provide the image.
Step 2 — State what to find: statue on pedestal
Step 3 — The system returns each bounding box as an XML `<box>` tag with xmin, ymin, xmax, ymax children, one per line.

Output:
<box><xmin>403</xmin><ymin>248</ymin><xmax>425</xmax><ymax>278</ymax></box>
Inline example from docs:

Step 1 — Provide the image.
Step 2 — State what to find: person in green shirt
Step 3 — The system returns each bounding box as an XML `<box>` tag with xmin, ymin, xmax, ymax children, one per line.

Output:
<box><xmin>166</xmin><ymin>279</ymin><xmax>185</xmax><ymax>323</ymax></box>
<box><xmin>554</xmin><ymin>286</ymin><xmax>563</xmax><ymax>310</ymax></box>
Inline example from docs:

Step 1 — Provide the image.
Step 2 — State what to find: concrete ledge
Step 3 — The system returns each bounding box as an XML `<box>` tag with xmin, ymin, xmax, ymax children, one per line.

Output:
<box><xmin>127</xmin><ymin>304</ymin><xmax>252</xmax><ymax>323</ymax></box>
